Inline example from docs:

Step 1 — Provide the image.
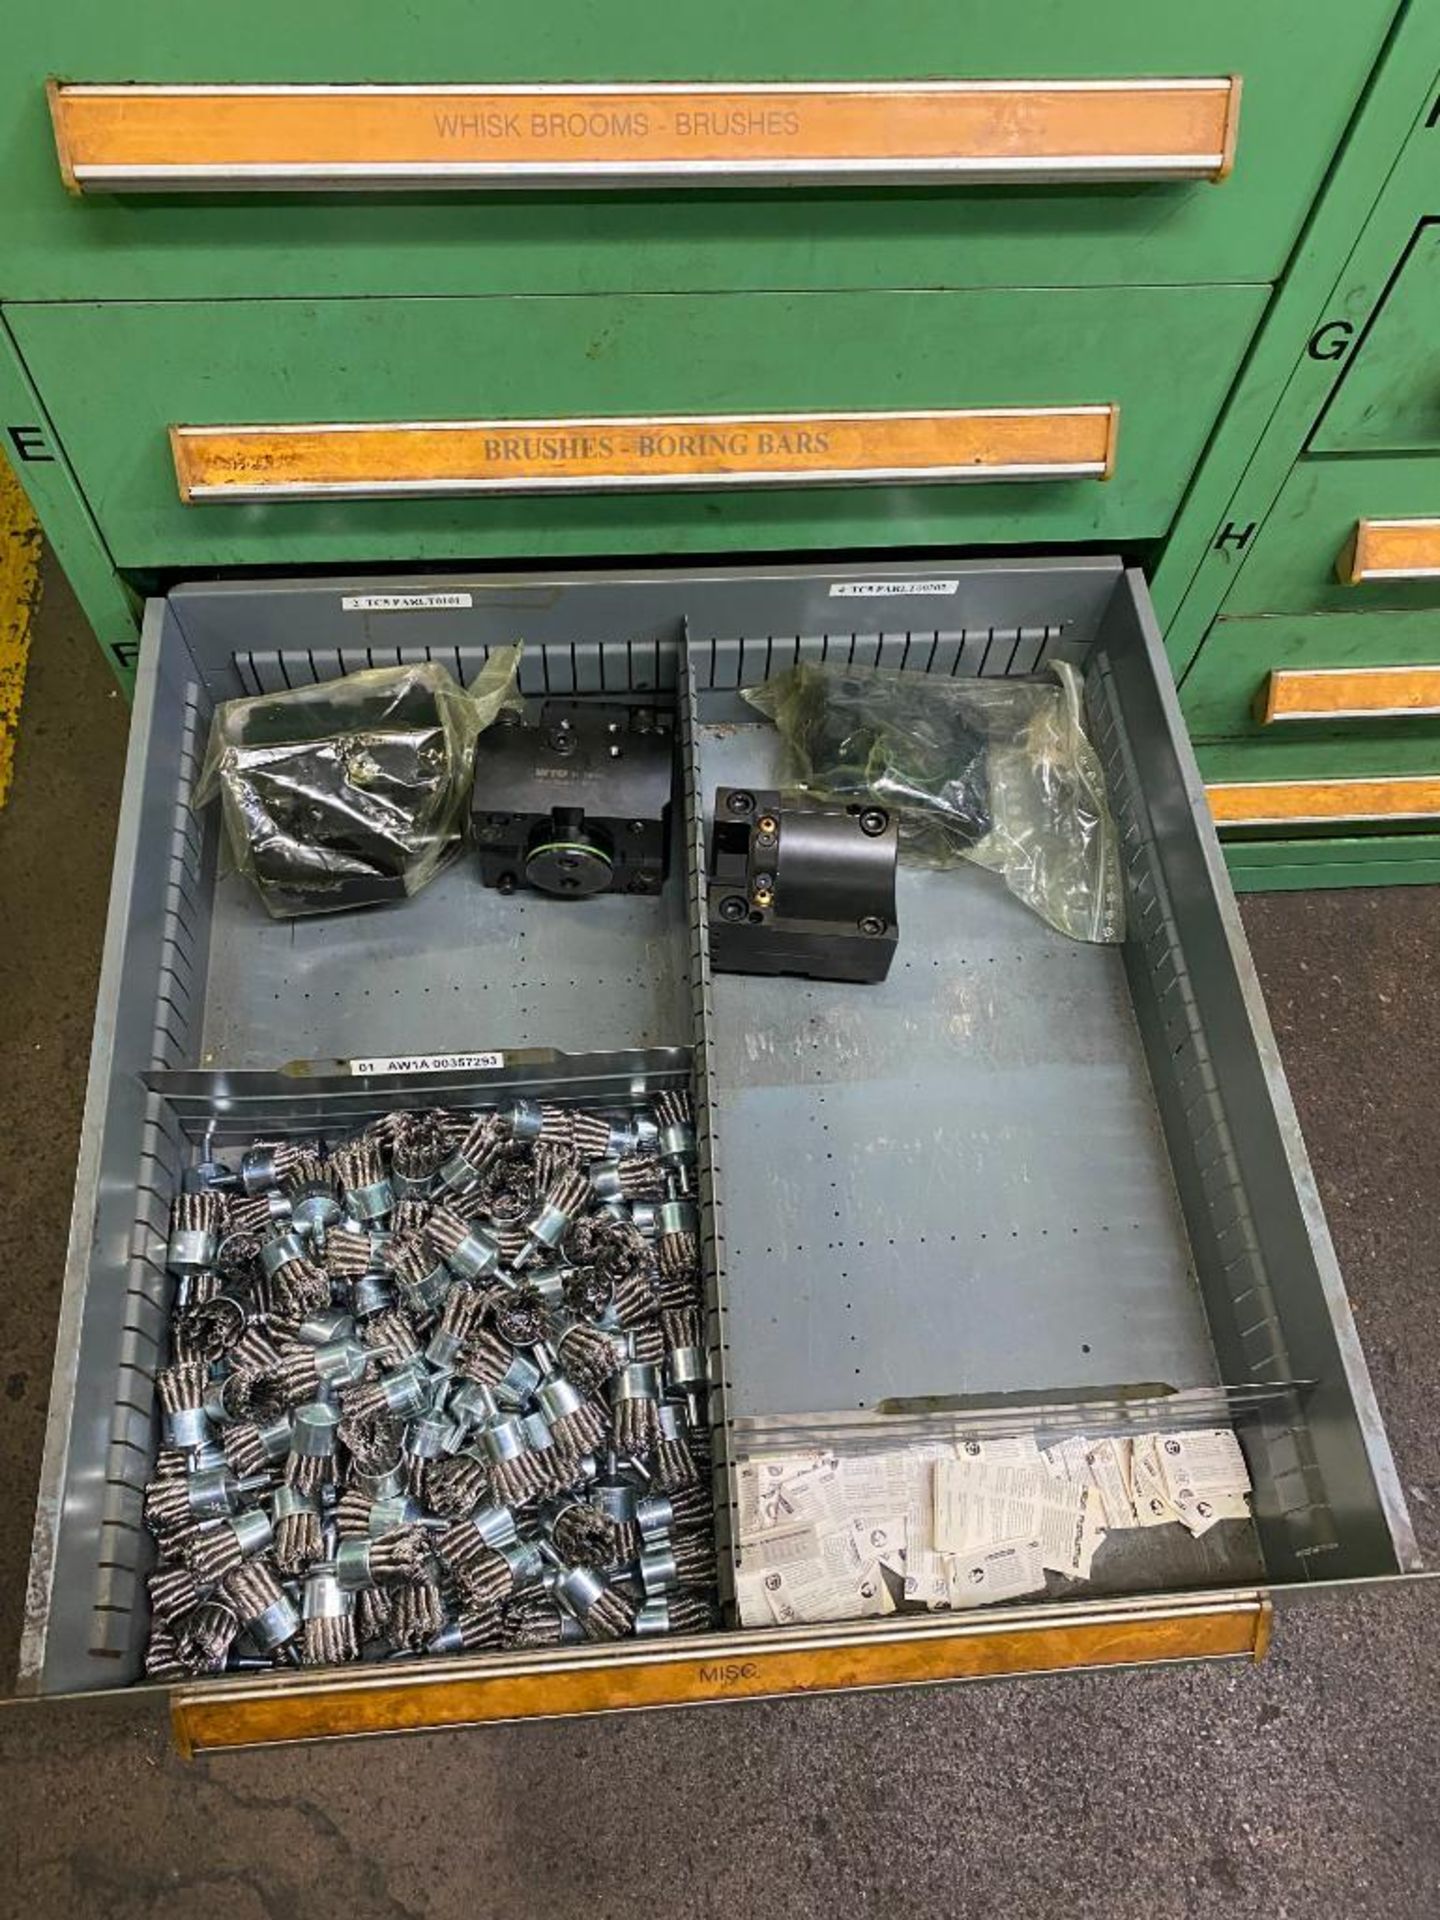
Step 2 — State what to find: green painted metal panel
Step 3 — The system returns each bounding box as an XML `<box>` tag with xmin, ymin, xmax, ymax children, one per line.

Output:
<box><xmin>6</xmin><ymin>286</ymin><xmax>1266</xmax><ymax>570</ymax></box>
<box><xmin>1225</xmin><ymin>453</ymin><xmax>1440</xmax><ymax>615</ymax></box>
<box><xmin>1197</xmin><ymin>733</ymin><xmax>1440</xmax><ymax>782</ymax></box>
<box><xmin>1228</xmin><ymin>830</ymin><xmax>1440</xmax><ymax>867</ymax></box>
<box><xmin>0</xmin><ymin>1</ymin><xmax>1399</xmax><ymax>299</ymax></box>
<box><xmin>0</xmin><ymin>313</ymin><xmax>139</xmax><ymax>681</ymax></box>
<box><xmin>1225</xmin><ymin>836</ymin><xmax>1440</xmax><ymax>889</ymax></box>
<box><xmin>1150</xmin><ymin>9</ymin><xmax>1440</xmax><ymax>664</ymax></box>
<box><xmin>1181</xmin><ymin>609</ymin><xmax>1440</xmax><ymax>739</ymax></box>
<box><xmin>1310</xmin><ymin>220</ymin><xmax>1440</xmax><ymax>453</ymax></box>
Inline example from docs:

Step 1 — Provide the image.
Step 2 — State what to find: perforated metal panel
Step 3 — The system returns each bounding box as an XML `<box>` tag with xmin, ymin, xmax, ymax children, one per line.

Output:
<box><xmin>691</xmin><ymin>715</ymin><xmax>1213</xmax><ymax>1417</ymax></box>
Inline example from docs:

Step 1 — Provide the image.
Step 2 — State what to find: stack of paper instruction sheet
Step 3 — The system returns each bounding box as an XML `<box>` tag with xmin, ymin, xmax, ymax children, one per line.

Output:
<box><xmin>734</xmin><ymin>1428</ymin><xmax>1252</xmax><ymax>1627</ymax></box>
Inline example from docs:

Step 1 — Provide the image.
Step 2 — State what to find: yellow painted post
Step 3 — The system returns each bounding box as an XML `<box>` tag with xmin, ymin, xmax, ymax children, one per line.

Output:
<box><xmin>0</xmin><ymin>460</ymin><xmax>41</xmax><ymax>808</ymax></box>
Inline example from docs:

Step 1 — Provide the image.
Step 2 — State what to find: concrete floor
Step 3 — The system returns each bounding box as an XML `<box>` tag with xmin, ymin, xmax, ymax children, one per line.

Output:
<box><xmin>1</xmin><ymin>558</ymin><xmax>1437</xmax><ymax>1919</ymax></box>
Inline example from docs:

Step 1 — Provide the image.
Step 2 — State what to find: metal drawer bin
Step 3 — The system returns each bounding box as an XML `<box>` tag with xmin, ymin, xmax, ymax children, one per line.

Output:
<box><xmin>20</xmin><ymin>557</ymin><xmax>1418</xmax><ymax>1750</ymax></box>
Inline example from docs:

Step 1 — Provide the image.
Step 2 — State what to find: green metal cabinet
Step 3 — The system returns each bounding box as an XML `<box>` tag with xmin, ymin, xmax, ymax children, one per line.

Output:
<box><xmin>0</xmin><ymin>0</ymin><xmax>1423</xmax><ymax>732</ymax></box>
<box><xmin>1153</xmin><ymin>1</ymin><xmax>1440</xmax><ymax>889</ymax></box>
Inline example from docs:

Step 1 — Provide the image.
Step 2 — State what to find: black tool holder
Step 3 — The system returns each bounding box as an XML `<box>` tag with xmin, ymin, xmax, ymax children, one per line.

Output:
<box><xmin>471</xmin><ymin>700</ymin><xmax>675</xmax><ymax>898</ymax></box>
<box><xmin>706</xmin><ymin>787</ymin><xmax>899</xmax><ymax>984</ymax></box>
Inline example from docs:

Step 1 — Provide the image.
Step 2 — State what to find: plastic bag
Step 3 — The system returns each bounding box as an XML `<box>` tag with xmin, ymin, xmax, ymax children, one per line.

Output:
<box><xmin>743</xmin><ymin>659</ymin><xmax>1124</xmax><ymax>943</ymax></box>
<box><xmin>195</xmin><ymin>648</ymin><xmax>522</xmax><ymax>918</ymax></box>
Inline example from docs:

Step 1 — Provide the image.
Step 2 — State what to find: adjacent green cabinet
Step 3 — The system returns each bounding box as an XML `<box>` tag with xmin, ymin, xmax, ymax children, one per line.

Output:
<box><xmin>1154</xmin><ymin>3</ymin><xmax>1440</xmax><ymax>888</ymax></box>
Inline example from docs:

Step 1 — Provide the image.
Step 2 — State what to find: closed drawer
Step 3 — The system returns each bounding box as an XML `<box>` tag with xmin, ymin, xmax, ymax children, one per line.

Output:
<box><xmin>1311</xmin><ymin>221</ymin><xmax>1440</xmax><ymax>456</ymax></box>
<box><xmin>1225</xmin><ymin>455</ymin><xmax>1440</xmax><ymax>615</ymax></box>
<box><xmin>1</xmin><ymin>1</ymin><xmax>1401</xmax><ymax>299</ymax></box>
<box><xmin>1199</xmin><ymin>734</ymin><xmax>1440</xmax><ymax>829</ymax></box>
<box><xmin>5</xmin><ymin>285</ymin><xmax>1265</xmax><ymax>569</ymax></box>
<box><xmin>1222</xmin><ymin>832</ymin><xmax>1440</xmax><ymax>891</ymax></box>
<box><xmin>1181</xmin><ymin>610</ymin><xmax>1440</xmax><ymax>739</ymax></box>
<box><xmin>22</xmin><ymin>557</ymin><xmax>1415</xmax><ymax>1750</ymax></box>
<box><xmin>1190</xmin><ymin>606</ymin><xmax>1440</xmax><ymax>825</ymax></box>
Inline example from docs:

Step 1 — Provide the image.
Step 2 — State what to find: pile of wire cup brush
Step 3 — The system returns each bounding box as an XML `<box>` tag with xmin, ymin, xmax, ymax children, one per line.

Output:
<box><xmin>144</xmin><ymin>1091</ymin><xmax>716</xmax><ymax>1677</ymax></box>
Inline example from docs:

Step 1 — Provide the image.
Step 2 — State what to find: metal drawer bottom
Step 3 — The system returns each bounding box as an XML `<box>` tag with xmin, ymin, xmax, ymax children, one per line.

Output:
<box><xmin>20</xmin><ymin>557</ymin><xmax>1417</xmax><ymax>1749</ymax></box>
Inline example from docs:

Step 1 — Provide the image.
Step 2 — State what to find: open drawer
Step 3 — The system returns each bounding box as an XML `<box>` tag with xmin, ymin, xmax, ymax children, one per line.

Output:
<box><xmin>21</xmin><ymin>556</ymin><xmax>1417</xmax><ymax>1751</ymax></box>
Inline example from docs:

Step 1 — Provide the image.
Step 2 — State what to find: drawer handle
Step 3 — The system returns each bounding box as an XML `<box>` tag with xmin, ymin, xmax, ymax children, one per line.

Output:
<box><xmin>1337</xmin><ymin>518</ymin><xmax>1440</xmax><ymax>585</ymax></box>
<box><xmin>170</xmin><ymin>405</ymin><xmax>1120</xmax><ymax>504</ymax></box>
<box><xmin>49</xmin><ymin>77</ymin><xmax>1241</xmax><ymax>193</ymax></box>
<box><xmin>1256</xmin><ymin>665</ymin><xmax>1440</xmax><ymax>724</ymax></box>
<box><xmin>1207</xmin><ymin>774</ymin><xmax>1440</xmax><ymax>827</ymax></box>
<box><xmin>170</xmin><ymin>1596</ymin><xmax>1269</xmax><ymax>1752</ymax></box>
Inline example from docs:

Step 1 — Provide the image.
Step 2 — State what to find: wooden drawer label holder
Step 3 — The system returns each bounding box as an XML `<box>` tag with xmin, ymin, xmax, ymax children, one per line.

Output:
<box><xmin>50</xmin><ymin>78</ymin><xmax>1241</xmax><ymax>192</ymax></box>
<box><xmin>1338</xmin><ymin>519</ymin><xmax>1440</xmax><ymax>585</ymax></box>
<box><xmin>171</xmin><ymin>1592</ymin><xmax>1270</xmax><ymax>1752</ymax></box>
<box><xmin>1208</xmin><ymin>774</ymin><xmax>1440</xmax><ymax>827</ymax></box>
<box><xmin>171</xmin><ymin>405</ymin><xmax>1119</xmax><ymax>502</ymax></box>
<box><xmin>1257</xmin><ymin>665</ymin><xmax>1440</xmax><ymax>725</ymax></box>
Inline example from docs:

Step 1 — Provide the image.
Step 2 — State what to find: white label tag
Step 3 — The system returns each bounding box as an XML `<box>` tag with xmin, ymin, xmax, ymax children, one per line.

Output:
<box><xmin>1086</xmin><ymin>1437</ymin><xmax>1139</xmax><ymax>1531</ymax></box>
<box><xmin>948</xmin><ymin>1538</ymin><xmax>1048</xmax><ymax>1609</ymax></box>
<box><xmin>1174</xmin><ymin>1490</ymin><xmax>1252</xmax><ymax>1538</ymax></box>
<box><xmin>934</xmin><ymin>1458</ymin><xmax>1092</xmax><ymax>1579</ymax></box>
<box><xmin>849</xmin><ymin>1513</ymin><xmax>907</xmax><ymax>1576</ymax></box>
<box><xmin>818</xmin><ymin>1525</ymin><xmax>865</xmax><ymax>1580</ymax></box>
<box><xmin>904</xmin><ymin>1547</ymin><xmax>955</xmax><ymax>1612</ymax></box>
<box><xmin>954</xmin><ymin>1434</ymin><xmax>1044</xmax><ymax>1470</ymax></box>
<box><xmin>762</xmin><ymin>1557</ymin><xmax>885</xmax><ymax>1626</ymax></box>
<box><xmin>1130</xmin><ymin>1436</ymin><xmax>1183</xmax><ymax>1528</ymax></box>
<box><xmin>349</xmin><ymin>1050</ymin><xmax>504</xmax><ymax>1076</ymax></box>
<box><xmin>828</xmin><ymin>578</ymin><xmax>959</xmax><ymax>599</ymax></box>
<box><xmin>341</xmin><ymin>591</ymin><xmax>475</xmax><ymax>613</ymax></box>
<box><xmin>1155</xmin><ymin>1429</ymin><xmax>1252</xmax><ymax>1503</ymax></box>
<box><xmin>1041</xmin><ymin>1434</ymin><xmax>1092</xmax><ymax>1484</ymax></box>
<box><xmin>902</xmin><ymin>1449</ymin><xmax>944</xmax><ymax>1555</ymax></box>
<box><xmin>761</xmin><ymin>1461</ymin><xmax>841</xmax><ymax>1534</ymax></box>
<box><xmin>1041</xmin><ymin>1484</ymin><xmax>1104</xmax><ymax>1582</ymax></box>
<box><xmin>934</xmin><ymin>1459</ymin><xmax>1045</xmax><ymax>1553</ymax></box>
<box><xmin>734</xmin><ymin>1568</ymin><xmax>775</xmax><ymax>1628</ymax></box>
<box><xmin>739</xmin><ymin>1525</ymin><xmax>823</xmax><ymax>1572</ymax></box>
<box><xmin>735</xmin><ymin>1453</ymin><xmax>832</xmax><ymax>1537</ymax></box>
<box><xmin>836</xmin><ymin>1452</ymin><xmax>912</xmax><ymax>1520</ymax></box>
